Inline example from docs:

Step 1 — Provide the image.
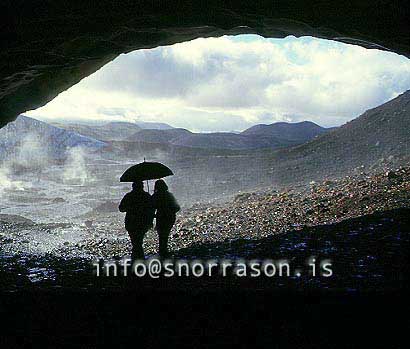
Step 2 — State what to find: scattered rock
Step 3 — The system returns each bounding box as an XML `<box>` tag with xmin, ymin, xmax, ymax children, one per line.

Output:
<box><xmin>0</xmin><ymin>214</ymin><xmax>35</xmax><ymax>225</ymax></box>
<box><xmin>52</xmin><ymin>197</ymin><xmax>66</xmax><ymax>203</ymax></box>
<box><xmin>93</xmin><ymin>201</ymin><xmax>118</xmax><ymax>213</ymax></box>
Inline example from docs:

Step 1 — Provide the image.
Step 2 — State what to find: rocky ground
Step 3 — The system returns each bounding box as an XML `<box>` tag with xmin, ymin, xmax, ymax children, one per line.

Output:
<box><xmin>0</xmin><ymin>166</ymin><xmax>409</xmax><ymax>291</ymax></box>
<box><xmin>58</xmin><ymin>166</ymin><xmax>410</xmax><ymax>257</ymax></box>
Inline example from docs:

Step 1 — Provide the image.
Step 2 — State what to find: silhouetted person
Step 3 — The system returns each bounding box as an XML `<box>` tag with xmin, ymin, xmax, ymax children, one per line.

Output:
<box><xmin>152</xmin><ymin>180</ymin><xmax>180</xmax><ymax>258</ymax></box>
<box><xmin>119</xmin><ymin>181</ymin><xmax>154</xmax><ymax>260</ymax></box>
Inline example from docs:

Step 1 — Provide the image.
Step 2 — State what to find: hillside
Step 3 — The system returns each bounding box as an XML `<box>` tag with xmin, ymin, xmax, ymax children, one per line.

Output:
<box><xmin>0</xmin><ymin>115</ymin><xmax>106</xmax><ymax>160</ymax></box>
<box><xmin>51</xmin><ymin>121</ymin><xmax>142</xmax><ymax>142</ymax></box>
<box><xmin>242</xmin><ymin>121</ymin><xmax>331</xmax><ymax>143</ymax></box>
<box><xmin>126</xmin><ymin>128</ymin><xmax>193</xmax><ymax>144</ymax></box>
<box><xmin>269</xmin><ymin>90</ymin><xmax>410</xmax><ymax>184</ymax></box>
<box><xmin>133</xmin><ymin>121</ymin><xmax>174</xmax><ymax>130</ymax></box>
<box><xmin>126</xmin><ymin>129</ymin><xmax>275</xmax><ymax>150</ymax></box>
<box><xmin>171</xmin><ymin>132</ymin><xmax>285</xmax><ymax>150</ymax></box>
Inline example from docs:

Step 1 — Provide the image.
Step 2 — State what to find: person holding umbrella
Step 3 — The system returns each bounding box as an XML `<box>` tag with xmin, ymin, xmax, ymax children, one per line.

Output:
<box><xmin>152</xmin><ymin>179</ymin><xmax>180</xmax><ymax>258</ymax></box>
<box><xmin>119</xmin><ymin>181</ymin><xmax>154</xmax><ymax>260</ymax></box>
<box><xmin>119</xmin><ymin>160</ymin><xmax>175</xmax><ymax>259</ymax></box>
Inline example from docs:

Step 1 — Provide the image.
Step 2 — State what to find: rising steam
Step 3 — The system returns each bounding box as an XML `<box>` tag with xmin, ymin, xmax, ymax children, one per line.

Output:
<box><xmin>0</xmin><ymin>167</ymin><xmax>25</xmax><ymax>195</ymax></box>
<box><xmin>63</xmin><ymin>147</ymin><xmax>93</xmax><ymax>185</ymax></box>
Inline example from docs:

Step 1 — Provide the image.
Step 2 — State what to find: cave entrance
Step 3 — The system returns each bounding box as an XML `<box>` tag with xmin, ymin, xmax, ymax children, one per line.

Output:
<box><xmin>1</xmin><ymin>34</ymin><xmax>410</xmax><ymax>225</ymax></box>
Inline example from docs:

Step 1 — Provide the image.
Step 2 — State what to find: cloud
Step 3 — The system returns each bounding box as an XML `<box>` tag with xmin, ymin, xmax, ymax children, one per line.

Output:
<box><xmin>27</xmin><ymin>35</ymin><xmax>410</xmax><ymax>131</ymax></box>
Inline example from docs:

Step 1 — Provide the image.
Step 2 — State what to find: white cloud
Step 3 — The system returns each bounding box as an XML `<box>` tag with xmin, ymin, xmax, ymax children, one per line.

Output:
<box><xmin>27</xmin><ymin>35</ymin><xmax>410</xmax><ymax>131</ymax></box>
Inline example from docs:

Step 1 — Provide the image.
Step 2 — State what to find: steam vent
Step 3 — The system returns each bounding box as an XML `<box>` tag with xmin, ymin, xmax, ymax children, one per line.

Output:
<box><xmin>1</xmin><ymin>0</ymin><xmax>409</xmax><ymax>128</ymax></box>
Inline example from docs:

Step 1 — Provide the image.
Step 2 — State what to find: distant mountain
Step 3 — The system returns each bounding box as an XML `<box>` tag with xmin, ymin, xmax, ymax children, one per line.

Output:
<box><xmin>126</xmin><ymin>128</ymin><xmax>193</xmax><ymax>144</ymax></box>
<box><xmin>51</xmin><ymin>120</ymin><xmax>175</xmax><ymax>141</ymax></box>
<box><xmin>242</xmin><ymin>121</ymin><xmax>331</xmax><ymax>143</ymax></box>
<box><xmin>269</xmin><ymin>90</ymin><xmax>410</xmax><ymax>184</ymax></box>
<box><xmin>51</xmin><ymin>121</ymin><xmax>142</xmax><ymax>141</ymax></box>
<box><xmin>125</xmin><ymin>121</ymin><xmax>332</xmax><ymax>150</ymax></box>
<box><xmin>133</xmin><ymin>121</ymin><xmax>174</xmax><ymax>130</ymax></box>
<box><xmin>0</xmin><ymin>115</ymin><xmax>106</xmax><ymax>160</ymax></box>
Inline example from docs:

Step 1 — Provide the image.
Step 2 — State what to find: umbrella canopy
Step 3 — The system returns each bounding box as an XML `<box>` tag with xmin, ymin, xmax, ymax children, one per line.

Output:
<box><xmin>120</xmin><ymin>161</ymin><xmax>173</xmax><ymax>182</ymax></box>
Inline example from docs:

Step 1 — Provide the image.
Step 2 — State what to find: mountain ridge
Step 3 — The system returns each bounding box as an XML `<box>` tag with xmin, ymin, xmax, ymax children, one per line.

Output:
<box><xmin>126</xmin><ymin>121</ymin><xmax>333</xmax><ymax>150</ymax></box>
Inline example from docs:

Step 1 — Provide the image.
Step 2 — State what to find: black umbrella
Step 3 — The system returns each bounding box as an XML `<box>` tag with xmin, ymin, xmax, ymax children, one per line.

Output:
<box><xmin>120</xmin><ymin>161</ymin><xmax>173</xmax><ymax>182</ymax></box>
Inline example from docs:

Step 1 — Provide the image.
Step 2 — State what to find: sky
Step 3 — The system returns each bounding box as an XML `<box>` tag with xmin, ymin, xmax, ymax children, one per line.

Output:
<box><xmin>26</xmin><ymin>35</ymin><xmax>410</xmax><ymax>132</ymax></box>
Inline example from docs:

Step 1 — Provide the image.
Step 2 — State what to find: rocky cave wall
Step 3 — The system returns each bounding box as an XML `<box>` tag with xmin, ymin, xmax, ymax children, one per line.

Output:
<box><xmin>1</xmin><ymin>0</ymin><xmax>409</xmax><ymax>127</ymax></box>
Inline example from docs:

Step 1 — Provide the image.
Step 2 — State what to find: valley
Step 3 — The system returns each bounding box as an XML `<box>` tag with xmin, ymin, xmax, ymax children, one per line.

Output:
<box><xmin>0</xmin><ymin>90</ymin><xmax>409</xmax><ymax>290</ymax></box>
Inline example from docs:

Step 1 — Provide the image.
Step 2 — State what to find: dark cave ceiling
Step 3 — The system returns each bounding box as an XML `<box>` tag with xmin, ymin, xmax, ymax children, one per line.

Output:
<box><xmin>0</xmin><ymin>0</ymin><xmax>409</xmax><ymax>127</ymax></box>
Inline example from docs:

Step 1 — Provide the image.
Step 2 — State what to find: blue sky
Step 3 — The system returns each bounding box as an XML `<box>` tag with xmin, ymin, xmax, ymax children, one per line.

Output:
<box><xmin>27</xmin><ymin>35</ymin><xmax>410</xmax><ymax>132</ymax></box>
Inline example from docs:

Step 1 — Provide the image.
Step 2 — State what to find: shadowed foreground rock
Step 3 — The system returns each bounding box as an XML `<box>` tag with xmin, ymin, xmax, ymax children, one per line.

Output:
<box><xmin>1</xmin><ymin>208</ymin><xmax>408</xmax><ymax>292</ymax></box>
